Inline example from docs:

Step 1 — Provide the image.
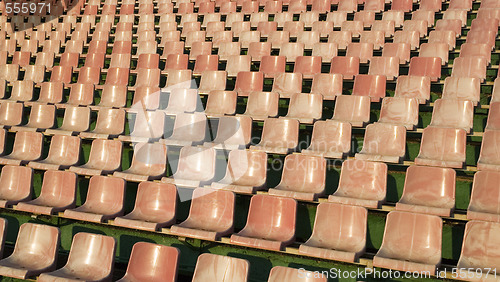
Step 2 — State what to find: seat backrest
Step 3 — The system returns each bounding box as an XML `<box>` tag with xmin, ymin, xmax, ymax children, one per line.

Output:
<box><xmin>66</xmin><ymin>233</ymin><xmax>116</xmax><ymax>279</ymax></box>
<box><xmin>457</xmin><ymin>221</ymin><xmax>500</xmax><ymax>270</ymax></box>
<box><xmin>192</xmin><ymin>253</ymin><xmax>249</xmax><ymax>282</ymax></box>
<box><xmin>174</xmin><ymin>146</ymin><xmax>216</xmax><ymax>182</ymax></box>
<box><xmin>335</xmin><ymin>159</ymin><xmax>387</xmax><ymax>201</ymax></box>
<box><xmin>123</xmin><ymin>242</ymin><xmax>179</xmax><ymax>282</ymax></box>
<box><xmin>277</xmin><ymin>154</ymin><xmax>326</xmax><ymax>194</ymax></box>
<box><xmin>268</xmin><ymin>266</ymin><xmax>327</xmax><ymax>282</ymax></box>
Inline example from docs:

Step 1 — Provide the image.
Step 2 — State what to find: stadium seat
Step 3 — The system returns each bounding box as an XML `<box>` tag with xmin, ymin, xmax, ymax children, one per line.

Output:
<box><xmin>396</xmin><ymin>166</ymin><xmax>456</xmax><ymax>216</ymax></box>
<box><xmin>310</xmin><ymin>73</ymin><xmax>342</xmax><ymax>100</ymax></box>
<box><xmin>394</xmin><ymin>75</ymin><xmax>431</xmax><ymax>104</ymax></box>
<box><xmin>486</xmin><ymin>102</ymin><xmax>500</xmax><ymax>131</ymax></box>
<box><xmin>408</xmin><ymin>57</ymin><xmax>442</xmax><ymax>82</ymax></box>
<box><xmin>346</xmin><ymin>43</ymin><xmax>373</xmax><ymax>64</ymax></box>
<box><xmin>204</xmin><ymin>116</ymin><xmax>252</xmax><ymax>150</ymax></box>
<box><xmin>271</xmin><ymin>73</ymin><xmax>303</xmax><ymax>98</ymax></box>
<box><xmin>378</xmin><ymin>97</ymin><xmax>419</xmax><ymax>130</ymax></box>
<box><xmin>69</xmin><ymin>139</ymin><xmax>123</xmax><ymax>176</ymax></box>
<box><xmin>428</xmin><ymin>30</ymin><xmax>456</xmax><ymax>50</ymax></box>
<box><xmin>192</xmin><ymin>254</ymin><xmax>249</xmax><ymax>282</ymax></box>
<box><xmin>0</xmin><ymin>131</ymin><xmax>43</xmax><ymax>166</ymax></box>
<box><xmin>0</xmin><ymin>102</ymin><xmax>23</xmax><ymax>128</ymax></box>
<box><xmin>382</xmin><ymin>10</ymin><xmax>404</xmax><ymax>27</ymax></box>
<box><xmin>118</xmin><ymin>242</ymin><xmax>179</xmax><ymax>282</ymax></box>
<box><xmin>414</xmin><ymin>126</ymin><xmax>467</xmax><ymax>169</ymax></box>
<box><xmin>285</xmin><ymin>93</ymin><xmax>323</xmax><ymax>124</ymax></box>
<box><xmin>429</xmin><ymin>99</ymin><xmax>474</xmax><ymax>133</ymax></box>
<box><xmin>211</xmin><ymin>149</ymin><xmax>268</xmax><ymax>194</ymax></box>
<box><xmin>163</xmin><ymin>88</ymin><xmax>199</xmax><ymax>115</ymax></box>
<box><xmin>299</xmin><ymin>202</ymin><xmax>367</xmax><ymax>262</ymax></box>
<box><xmin>38</xmin><ymin>233</ymin><xmax>116</xmax><ymax>282</ymax></box>
<box><xmin>114</xmin><ymin>182</ymin><xmax>177</xmax><ymax>231</ymax></box>
<box><xmin>63</xmin><ymin>176</ymin><xmax>125</xmax><ymax>223</ymax></box>
<box><xmin>0</xmin><ymin>165</ymin><xmax>33</xmax><ymax>208</ymax></box>
<box><xmin>330</xmin><ymin>56</ymin><xmax>359</xmax><ymax>79</ymax></box>
<box><xmin>259</xmin><ymin>56</ymin><xmax>286</xmax><ymax>78</ymax></box>
<box><xmin>478</xmin><ymin>130</ymin><xmax>500</xmax><ymax>172</ymax></box>
<box><xmin>250</xmin><ymin>118</ymin><xmax>299</xmax><ymax>154</ymax></box>
<box><xmin>161</xmin><ymin>146</ymin><xmax>216</xmax><ymax>187</ymax></box>
<box><xmin>373</xmin><ymin>211</ymin><xmax>442</xmax><ymax>275</ymax></box>
<box><xmin>301</xmin><ymin>120</ymin><xmax>351</xmax><ymax>158</ymax></box>
<box><xmin>280</xmin><ymin>43</ymin><xmax>305</xmax><ymax>62</ymax></box>
<box><xmin>9</xmin><ymin>81</ymin><xmax>34</xmax><ymax>102</ymax></box>
<box><xmin>352</xmin><ymin>74</ymin><xmax>387</xmax><ymax>102</ymax></box>
<box><xmin>171</xmin><ymin>188</ymin><xmax>235</xmax><ymax>240</ymax></box>
<box><xmin>80</xmin><ymin>108</ymin><xmax>126</xmax><ymax>139</ymax></box>
<box><xmin>161</xmin><ymin>113</ymin><xmax>207</xmax><ymax>146</ymax></box>
<box><xmin>234</xmin><ymin>71</ymin><xmax>264</xmax><ymax>96</ymax></box>
<box><xmin>0</xmin><ymin>218</ymin><xmax>5</xmax><ymax>257</ymax></box>
<box><xmin>27</xmin><ymin>135</ymin><xmax>80</xmax><ymax>170</ymax></box>
<box><xmin>0</xmin><ymin>223</ymin><xmax>59</xmax><ymax>279</ymax></box>
<box><xmin>242</xmin><ymin>91</ymin><xmax>279</xmax><ymax>120</ymax></box>
<box><xmin>419</xmin><ymin>43</ymin><xmax>449</xmax><ymax>66</ymax></box>
<box><xmin>331</xmin><ymin>95</ymin><xmax>370</xmax><ymax>127</ymax></box>
<box><xmin>268</xmin><ymin>266</ymin><xmax>327</xmax><ymax>282</ymax></box>
<box><xmin>467</xmin><ymin>170</ymin><xmax>500</xmax><ymax>222</ymax></box>
<box><xmin>230</xmin><ymin>194</ymin><xmax>296</xmax><ymax>251</ymax></box>
<box><xmin>204</xmin><ymin>90</ymin><xmax>237</xmax><ymax>117</ymax></box>
<box><xmin>451</xmin><ymin>57</ymin><xmax>488</xmax><ymax>83</ymax></box>
<box><xmin>393</xmin><ymin>30</ymin><xmax>420</xmax><ymax>50</ymax></box>
<box><xmin>460</xmin><ymin>43</ymin><xmax>491</xmax><ymax>64</ymax></box>
<box><xmin>268</xmin><ymin>154</ymin><xmax>326</xmax><ymax>201</ymax></box>
<box><xmin>45</xmin><ymin>106</ymin><xmax>90</xmax><ymax>136</ymax></box>
<box><xmin>312</xmin><ymin>43</ymin><xmax>338</xmax><ymax>63</ymax></box>
<box><xmin>328</xmin><ymin>31</ymin><xmax>352</xmax><ymax>50</ymax></box>
<box><xmin>328</xmin><ymin>159</ymin><xmax>387</xmax><ymax>208</ymax></box>
<box><xmin>412</xmin><ymin>10</ymin><xmax>434</xmax><ymax>27</ymax></box>
<box><xmin>442</xmin><ymin>77</ymin><xmax>480</xmax><ymax>105</ymax></box>
<box><xmin>114</xmin><ymin>142</ymin><xmax>167</xmax><ymax>181</ymax></box>
<box><xmin>294</xmin><ymin>56</ymin><xmax>322</xmax><ymax>79</ymax></box>
<box><xmin>355</xmin><ymin>123</ymin><xmax>406</xmax><ymax>163</ymax></box>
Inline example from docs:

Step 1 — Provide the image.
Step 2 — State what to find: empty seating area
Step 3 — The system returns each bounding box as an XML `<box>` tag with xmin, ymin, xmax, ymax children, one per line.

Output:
<box><xmin>0</xmin><ymin>0</ymin><xmax>499</xmax><ymax>280</ymax></box>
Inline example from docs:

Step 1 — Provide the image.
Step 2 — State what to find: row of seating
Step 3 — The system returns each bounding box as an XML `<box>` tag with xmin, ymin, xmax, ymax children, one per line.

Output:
<box><xmin>0</xmin><ymin>210</ymin><xmax>498</xmax><ymax>280</ymax></box>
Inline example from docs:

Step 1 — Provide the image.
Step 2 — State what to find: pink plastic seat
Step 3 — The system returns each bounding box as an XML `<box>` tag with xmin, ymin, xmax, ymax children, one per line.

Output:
<box><xmin>63</xmin><ymin>176</ymin><xmax>125</xmax><ymax>223</ymax></box>
<box><xmin>38</xmin><ymin>233</ymin><xmax>116</xmax><ymax>282</ymax></box>
<box><xmin>354</xmin><ymin>11</ymin><xmax>375</xmax><ymax>28</ymax></box>
<box><xmin>486</xmin><ymin>102</ymin><xmax>500</xmax><ymax>131</ymax></box>
<box><xmin>69</xmin><ymin>139</ymin><xmax>122</xmax><ymax>176</ymax></box>
<box><xmin>193</xmin><ymin>55</ymin><xmax>219</xmax><ymax>75</ymax></box>
<box><xmin>36</xmin><ymin>82</ymin><xmax>64</xmax><ymax>104</ymax></box>
<box><xmin>268</xmin><ymin>154</ymin><xmax>326</xmax><ymax>201</ymax></box>
<box><xmin>242</xmin><ymin>91</ymin><xmax>279</xmax><ymax>120</ymax></box>
<box><xmin>294</xmin><ymin>56</ymin><xmax>322</xmax><ymax>79</ymax></box>
<box><xmin>285</xmin><ymin>93</ymin><xmax>323</xmax><ymax>124</ymax></box>
<box><xmin>442</xmin><ymin>77</ymin><xmax>480</xmax><ymax>105</ymax></box>
<box><xmin>382</xmin><ymin>10</ymin><xmax>404</xmax><ymax>27</ymax></box>
<box><xmin>373</xmin><ymin>211</ymin><xmax>442</xmax><ymax>275</ymax></box>
<box><xmin>355</xmin><ymin>123</ymin><xmax>406</xmax><ymax>163</ymax></box>
<box><xmin>65</xmin><ymin>83</ymin><xmax>95</xmax><ymax>106</ymax></box>
<box><xmin>234</xmin><ymin>72</ymin><xmax>264</xmax><ymax>97</ymax></box>
<box><xmin>114</xmin><ymin>182</ymin><xmax>177</xmax><ymax>231</ymax></box>
<box><xmin>443</xmin><ymin>10</ymin><xmax>467</xmax><ymax>26</ymax></box>
<box><xmin>0</xmin><ymin>64</ymin><xmax>19</xmax><ymax>82</ymax></box>
<box><xmin>80</xmin><ymin>108</ymin><xmax>125</xmax><ymax>139</ymax></box>
<box><xmin>415</xmin><ymin>126</ymin><xmax>467</xmax><ymax>168</ymax></box>
<box><xmin>0</xmin><ymin>165</ymin><xmax>33</xmax><ymax>208</ymax></box>
<box><xmin>163</xmin><ymin>88</ymin><xmax>199</xmax><ymax>115</ymax></box>
<box><xmin>279</xmin><ymin>43</ymin><xmax>305</xmax><ymax>63</ymax></box>
<box><xmin>0</xmin><ymin>131</ymin><xmax>43</xmax><ymax>166</ymax></box>
<box><xmin>271</xmin><ymin>73</ymin><xmax>303</xmax><ymax>98</ymax></box>
<box><xmin>302</xmin><ymin>120</ymin><xmax>351</xmax><ymax>158</ymax></box>
<box><xmin>204</xmin><ymin>116</ymin><xmax>252</xmax><ymax>150</ymax></box>
<box><xmin>299</xmin><ymin>202</ymin><xmax>367</xmax><ymax>262</ymax></box>
<box><xmin>411</xmin><ymin>10</ymin><xmax>434</xmax><ymax>27</ymax></box>
<box><xmin>465</xmin><ymin>30</ymin><xmax>496</xmax><ymax>50</ymax></box>
<box><xmin>352</xmin><ymin>74</ymin><xmax>387</xmax><ymax>102</ymax></box>
<box><xmin>171</xmin><ymin>188</ymin><xmax>235</xmax><ymax>240</ymax></box>
<box><xmin>364</xmin><ymin>0</ymin><xmax>384</xmax><ymax>12</ymax></box>
<box><xmin>268</xmin><ymin>266</ymin><xmax>327</xmax><ymax>282</ymax></box>
<box><xmin>435</xmin><ymin>19</ymin><xmax>462</xmax><ymax>36</ymax></box>
<box><xmin>192</xmin><ymin>254</ymin><xmax>249</xmax><ymax>282</ymax></box>
<box><xmin>311</xmin><ymin>43</ymin><xmax>338</xmax><ymax>63</ymax></box>
<box><xmin>161</xmin><ymin>113</ymin><xmax>207</xmax><ymax>146</ymax></box>
<box><xmin>0</xmin><ymin>223</ymin><xmax>59</xmax><ymax>279</ymax></box>
<box><xmin>211</xmin><ymin>150</ymin><xmax>267</xmax><ymax>194</ymax></box>
<box><xmin>420</xmin><ymin>0</ymin><xmax>441</xmax><ymax>11</ymax></box>
<box><xmin>310</xmin><ymin>73</ymin><xmax>342</xmax><ymax>100</ymax></box>
<box><xmin>452</xmin><ymin>57</ymin><xmax>488</xmax><ymax>82</ymax></box>
<box><xmin>250</xmin><ymin>118</ymin><xmax>299</xmax><ymax>154</ymax></box>
<box><xmin>312</xmin><ymin>21</ymin><xmax>334</xmax><ymax>37</ymax></box>
<box><xmin>419</xmin><ymin>43</ymin><xmax>449</xmax><ymax>66</ymax></box>
<box><xmin>467</xmin><ymin>171</ymin><xmax>500</xmax><ymax>222</ymax></box>
<box><xmin>332</xmin><ymin>95</ymin><xmax>370</xmax><ymax>127</ymax></box>
<box><xmin>478</xmin><ymin>130</ymin><xmax>500</xmax><ymax>172</ymax></box>
<box><xmin>113</xmin><ymin>143</ymin><xmax>167</xmax><ymax>182</ymax></box>
<box><xmin>396</xmin><ymin>165</ymin><xmax>456</xmax><ymax>217</ymax></box>
<box><xmin>204</xmin><ymin>90</ymin><xmax>237</xmax><ymax>117</ymax></box>
<box><xmin>429</xmin><ymin>99</ymin><xmax>474</xmax><ymax>133</ymax></box>
<box><xmin>408</xmin><ymin>57</ymin><xmax>442</xmax><ymax>82</ymax></box>
<box><xmin>120</xmin><ymin>111</ymin><xmax>165</xmax><ymax>142</ymax></box>
<box><xmin>161</xmin><ymin>146</ymin><xmax>215</xmax><ymax>187</ymax></box>
<box><xmin>198</xmin><ymin>70</ymin><xmax>227</xmax><ymax>94</ymax></box>
<box><xmin>8</xmin><ymin>81</ymin><xmax>34</xmax><ymax>102</ymax></box>
<box><xmin>297</xmin><ymin>31</ymin><xmax>320</xmax><ymax>50</ymax></box>
<box><xmin>259</xmin><ymin>56</ymin><xmax>286</xmax><ymax>79</ymax></box>
<box><xmin>15</xmin><ymin>170</ymin><xmax>76</xmax><ymax>215</ymax></box>
<box><xmin>45</xmin><ymin>106</ymin><xmax>90</xmax><ymax>136</ymax></box>
<box><xmin>327</xmin><ymin>31</ymin><xmax>352</xmax><ymax>50</ymax></box>
<box><xmin>0</xmin><ymin>102</ymin><xmax>23</xmax><ymax>128</ymax></box>
<box><xmin>268</xmin><ymin>31</ymin><xmax>290</xmax><ymax>49</ymax></box>
<box><xmin>230</xmin><ymin>194</ymin><xmax>296</xmax><ymax>251</ymax></box>
<box><xmin>372</xmin><ymin>20</ymin><xmax>395</xmax><ymax>37</ymax></box>
<box><xmin>378</xmin><ymin>97</ymin><xmax>419</xmax><ymax>130</ymax></box>
<box><xmin>330</xmin><ymin>56</ymin><xmax>359</xmax><ymax>79</ymax></box>
<box><xmin>341</xmin><ymin>21</ymin><xmax>364</xmax><ymax>37</ymax></box>
<box><xmin>460</xmin><ymin>42</ymin><xmax>492</xmax><ymax>62</ymax></box>
<box><xmin>117</xmin><ymin>243</ymin><xmax>179</xmax><ymax>282</ymax></box>
<box><xmin>338</xmin><ymin>0</ymin><xmax>357</xmax><ymax>12</ymax></box>
<box><xmin>328</xmin><ymin>159</ymin><xmax>387</xmax><ymax>208</ymax></box>
<box><xmin>346</xmin><ymin>43</ymin><xmax>373</xmax><ymax>64</ymax></box>
<box><xmin>394</xmin><ymin>75</ymin><xmax>431</xmax><ymax>104</ymax></box>
<box><xmin>393</xmin><ymin>30</ymin><xmax>420</xmax><ymax>50</ymax></box>
<box><xmin>27</xmin><ymin>135</ymin><xmax>80</xmax><ymax>170</ymax></box>
<box><xmin>225</xmin><ymin>55</ymin><xmax>250</xmax><ymax>76</ymax></box>
<box><xmin>368</xmin><ymin>57</ymin><xmax>399</xmax><ymax>81</ymax></box>
<box><xmin>428</xmin><ymin>30</ymin><xmax>456</xmax><ymax>50</ymax></box>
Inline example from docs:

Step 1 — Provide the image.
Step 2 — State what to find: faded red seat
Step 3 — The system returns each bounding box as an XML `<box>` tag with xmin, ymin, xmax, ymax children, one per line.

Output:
<box><xmin>412</xmin><ymin>10</ymin><xmax>435</xmax><ymax>27</ymax></box>
<box><xmin>11</xmin><ymin>104</ymin><xmax>54</xmax><ymax>132</ymax></box>
<box><xmin>299</xmin><ymin>203</ymin><xmax>367</xmax><ymax>262</ymax></box>
<box><xmin>428</xmin><ymin>30</ymin><xmax>456</xmax><ymax>50</ymax></box>
<box><xmin>11</xmin><ymin>51</ymin><xmax>31</xmax><ymax>67</ymax></box>
<box><xmin>467</xmin><ymin>171</ymin><xmax>500</xmax><ymax>222</ymax></box>
<box><xmin>69</xmin><ymin>139</ymin><xmax>122</xmax><ymax>176</ymax></box>
<box><xmin>161</xmin><ymin>113</ymin><xmax>207</xmax><ymax>146</ymax></box>
<box><xmin>268</xmin><ymin>266</ymin><xmax>327</xmax><ymax>282</ymax></box>
<box><xmin>0</xmin><ymin>131</ymin><xmax>43</xmax><ymax>166</ymax></box>
<box><xmin>104</xmin><ymin>67</ymin><xmax>129</xmax><ymax>87</ymax></box>
<box><xmin>415</xmin><ymin>126</ymin><xmax>467</xmax><ymax>168</ymax></box>
<box><xmin>163</xmin><ymin>88</ymin><xmax>199</xmax><ymax>115</ymax></box>
<box><xmin>442</xmin><ymin>77</ymin><xmax>480</xmax><ymax>105</ymax></box>
<box><xmin>310</xmin><ymin>73</ymin><xmax>342</xmax><ymax>100</ymax></box>
<box><xmin>193</xmin><ymin>55</ymin><xmax>219</xmax><ymax>75</ymax></box>
<box><xmin>393</xmin><ymin>30</ymin><xmax>420</xmax><ymax>50</ymax></box>
<box><xmin>242</xmin><ymin>91</ymin><xmax>279</xmax><ymax>120</ymax></box>
<box><xmin>394</xmin><ymin>75</ymin><xmax>430</xmax><ymax>104</ymax></box>
<box><xmin>171</xmin><ymin>188</ymin><xmax>235</xmax><ymax>240</ymax></box>
<box><xmin>396</xmin><ymin>165</ymin><xmax>455</xmax><ymax>217</ymax></box>
<box><xmin>328</xmin><ymin>159</ymin><xmax>387</xmax><ymax>208</ymax></box>
<box><xmin>279</xmin><ymin>43</ymin><xmax>305</xmax><ymax>62</ymax></box>
<box><xmin>15</xmin><ymin>170</ymin><xmax>76</xmax><ymax>215</ymax></box>
<box><xmin>204</xmin><ymin>90</ymin><xmax>237</xmax><ymax>116</ymax></box>
<box><xmin>189</xmin><ymin>42</ymin><xmax>213</xmax><ymax>60</ymax></box>
<box><xmin>312</xmin><ymin>43</ymin><xmax>338</xmax><ymax>63</ymax></box>
<box><xmin>452</xmin><ymin>56</ymin><xmax>488</xmax><ymax>82</ymax></box>
<box><xmin>355</xmin><ymin>123</ymin><xmax>406</xmax><ymax>163</ymax></box>
<box><xmin>161</xmin><ymin>146</ymin><xmax>216</xmax><ymax>187</ymax></box>
<box><xmin>465</xmin><ymin>30</ymin><xmax>496</xmax><ymax>50</ymax></box>
<box><xmin>372</xmin><ymin>20</ymin><xmax>395</xmax><ymax>37</ymax></box>
<box><xmin>403</xmin><ymin>19</ymin><xmax>428</xmax><ymax>37</ymax></box>
<box><xmin>268</xmin><ymin>154</ymin><xmax>326</xmax><ymax>201</ymax></box>
<box><xmin>368</xmin><ymin>57</ymin><xmax>399</xmax><ymax>81</ymax></box>
<box><xmin>420</xmin><ymin>0</ymin><xmax>441</xmax><ymax>11</ymax></box>
<box><xmin>45</xmin><ymin>106</ymin><xmax>90</xmax><ymax>136</ymax></box>
<box><xmin>0</xmin><ymin>64</ymin><xmax>19</xmax><ymax>82</ymax></box>
<box><xmin>285</xmin><ymin>93</ymin><xmax>323</xmax><ymax>124</ymax></box>
<box><xmin>341</xmin><ymin>21</ymin><xmax>364</xmax><ymax>37</ymax></box>
<box><xmin>63</xmin><ymin>176</ymin><xmax>125</xmax><ymax>223</ymax></box>
<box><xmin>230</xmin><ymin>194</ymin><xmax>296</xmax><ymax>251</ymax></box>
<box><xmin>222</xmin><ymin>54</ymin><xmax>248</xmax><ymax>75</ymax></box>
<box><xmin>392</xmin><ymin>0</ymin><xmax>413</xmax><ymax>11</ymax></box>
<box><xmin>120</xmin><ymin>111</ymin><xmax>165</xmax><ymax>142</ymax></box>
<box><xmin>192</xmin><ymin>254</ymin><xmax>249</xmax><ymax>282</ymax></box>
<box><xmin>0</xmin><ymin>102</ymin><xmax>23</xmax><ymax>128</ymax></box>
<box><xmin>234</xmin><ymin>71</ymin><xmax>264</xmax><ymax>96</ymax></box>
<box><xmin>114</xmin><ymin>182</ymin><xmax>177</xmax><ymax>231</ymax></box>
<box><xmin>211</xmin><ymin>150</ymin><xmax>267</xmax><ymax>194</ymax></box>
<box><xmin>27</xmin><ymin>135</ymin><xmax>80</xmax><ymax>170</ymax></box>
<box><xmin>312</xmin><ymin>21</ymin><xmax>334</xmax><ymax>37</ymax></box>
<box><xmin>408</xmin><ymin>57</ymin><xmax>442</xmax><ymax>82</ymax></box>
<box><xmin>294</xmin><ymin>56</ymin><xmax>322</xmax><ymax>79</ymax></box>
<box><xmin>271</xmin><ymin>73</ymin><xmax>303</xmax><ymax>98</ymax></box>
<box><xmin>478</xmin><ymin>130</ymin><xmax>500</xmax><ymax>172</ymax></box>
<box><xmin>165</xmin><ymin>54</ymin><xmax>189</xmax><ymax>72</ymax></box>
<box><xmin>364</xmin><ymin>0</ymin><xmax>384</xmax><ymax>12</ymax></box>
<box><xmin>302</xmin><ymin>120</ymin><xmax>351</xmax><ymax>158</ymax></box>
<box><xmin>114</xmin><ymin>143</ymin><xmax>167</xmax><ymax>182</ymax></box>
<box><xmin>327</xmin><ymin>31</ymin><xmax>351</xmax><ymax>50</ymax></box>
<box><xmin>378</xmin><ymin>97</ymin><xmax>419</xmax><ymax>130</ymax></box>
<box><xmin>77</xmin><ymin>66</ymin><xmax>101</xmax><ymax>85</ymax></box>
<box><xmin>330</xmin><ymin>56</ymin><xmax>359</xmax><ymax>79</ymax></box>
<box><xmin>297</xmin><ymin>31</ymin><xmax>320</xmax><ymax>50</ymax></box>
<box><xmin>419</xmin><ymin>43</ymin><xmax>449</xmax><ymax>65</ymax></box>
<box><xmin>486</xmin><ymin>102</ymin><xmax>500</xmax><ymax>131</ymax></box>
<box><xmin>382</xmin><ymin>10</ymin><xmax>404</xmax><ymax>27</ymax></box>
<box><xmin>38</xmin><ymin>233</ymin><xmax>116</xmax><ymax>282</ymax></box>
<box><xmin>332</xmin><ymin>95</ymin><xmax>370</xmax><ymax>127</ymax></box>
<box><xmin>204</xmin><ymin>116</ymin><xmax>252</xmax><ymax>150</ymax></box>
<box><xmin>250</xmin><ymin>118</ymin><xmax>299</xmax><ymax>154</ymax></box>
<box><xmin>0</xmin><ymin>223</ymin><xmax>59</xmax><ymax>280</ymax></box>
<box><xmin>435</xmin><ymin>19</ymin><xmax>462</xmax><ymax>37</ymax></box>
<box><xmin>0</xmin><ymin>165</ymin><xmax>33</xmax><ymax>207</ymax></box>
<box><xmin>443</xmin><ymin>9</ymin><xmax>467</xmax><ymax>26</ymax></box>
<box><xmin>338</xmin><ymin>0</ymin><xmax>357</xmax><ymax>12</ymax></box>
<box><xmin>373</xmin><ymin>211</ymin><xmax>442</xmax><ymax>275</ymax></box>
<box><xmin>429</xmin><ymin>99</ymin><xmax>474</xmax><ymax>133</ymax></box>
<box><xmin>354</xmin><ymin>11</ymin><xmax>375</xmax><ymax>28</ymax></box>
<box><xmin>66</xmin><ymin>83</ymin><xmax>95</xmax><ymax>106</ymax></box>
<box><xmin>352</xmin><ymin>74</ymin><xmax>387</xmax><ymax>102</ymax></box>
<box><xmin>131</xmin><ymin>86</ymin><xmax>161</xmax><ymax>110</ymax></box>
<box><xmin>257</xmin><ymin>22</ymin><xmax>277</xmax><ymax>38</ymax></box>
<box><xmin>259</xmin><ymin>56</ymin><xmax>286</xmax><ymax>78</ymax></box>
